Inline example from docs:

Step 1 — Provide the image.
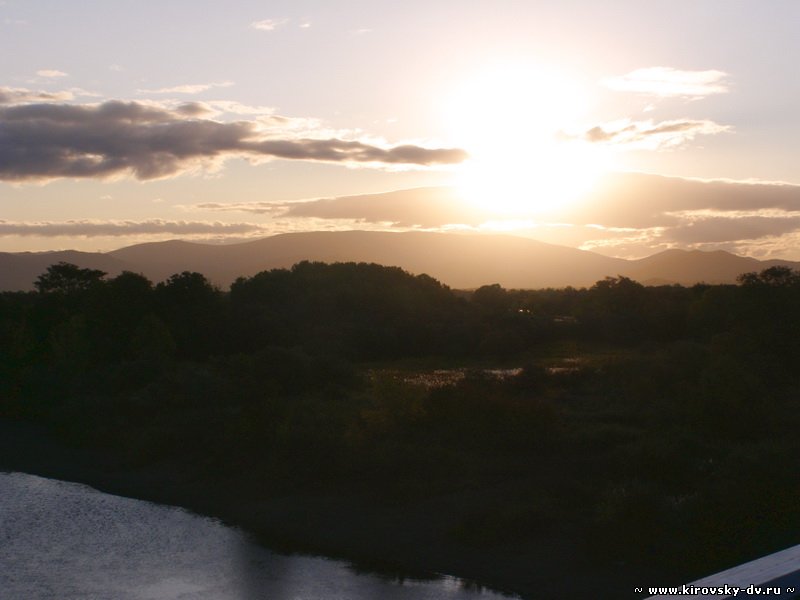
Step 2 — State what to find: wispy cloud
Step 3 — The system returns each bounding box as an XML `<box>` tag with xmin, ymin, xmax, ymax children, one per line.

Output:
<box><xmin>0</xmin><ymin>219</ymin><xmax>270</xmax><ymax>237</ymax></box>
<box><xmin>0</xmin><ymin>86</ymin><xmax>100</xmax><ymax>105</ymax></box>
<box><xmin>0</xmin><ymin>98</ymin><xmax>468</xmax><ymax>182</ymax></box>
<box><xmin>603</xmin><ymin>67</ymin><xmax>729</xmax><ymax>98</ymax></box>
<box><xmin>137</xmin><ymin>81</ymin><xmax>234</xmax><ymax>95</ymax></box>
<box><xmin>251</xmin><ymin>18</ymin><xmax>288</xmax><ymax>31</ymax></box>
<box><xmin>192</xmin><ymin>201</ymin><xmax>289</xmax><ymax>215</ymax></box>
<box><xmin>580</xmin><ymin>118</ymin><xmax>730</xmax><ymax>150</ymax></box>
<box><xmin>0</xmin><ymin>87</ymin><xmax>74</xmax><ymax>104</ymax></box>
<box><xmin>193</xmin><ymin>100</ymin><xmax>283</xmax><ymax>117</ymax></box>
<box><xmin>36</xmin><ymin>69</ymin><xmax>68</xmax><ymax>78</ymax></box>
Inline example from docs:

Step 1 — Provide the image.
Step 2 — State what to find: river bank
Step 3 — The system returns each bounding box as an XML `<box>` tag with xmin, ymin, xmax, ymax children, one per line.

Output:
<box><xmin>0</xmin><ymin>417</ymin><xmax>655</xmax><ymax>599</ymax></box>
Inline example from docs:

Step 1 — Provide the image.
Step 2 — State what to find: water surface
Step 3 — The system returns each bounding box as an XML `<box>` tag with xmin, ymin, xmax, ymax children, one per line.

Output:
<box><xmin>0</xmin><ymin>472</ymin><xmax>513</xmax><ymax>600</ymax></box>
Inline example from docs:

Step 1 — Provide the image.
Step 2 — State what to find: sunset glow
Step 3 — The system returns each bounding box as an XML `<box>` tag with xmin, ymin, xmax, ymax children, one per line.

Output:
<box><xmin>445</xmin><ymin>64</ymin><xmax>612</xmax><ymax>216</ymax></box>
<box><xmin>1</xmin><ymin>1</ymin><xmax>800</xmax><ymax>259</ymax></box>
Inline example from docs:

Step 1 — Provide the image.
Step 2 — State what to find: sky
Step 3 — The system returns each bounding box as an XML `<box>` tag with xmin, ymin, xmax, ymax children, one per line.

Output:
<box><xmin>2</xmin><ymin>0</ymin><xmax>800</xmax><ymax>260</ymax></box>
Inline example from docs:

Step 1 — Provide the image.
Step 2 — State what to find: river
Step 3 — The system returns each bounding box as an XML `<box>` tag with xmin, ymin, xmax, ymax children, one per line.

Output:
<box><xmin>0</xmin><ymin>472</ymin><xmax>515</xmax><ymax>600</ymax></box>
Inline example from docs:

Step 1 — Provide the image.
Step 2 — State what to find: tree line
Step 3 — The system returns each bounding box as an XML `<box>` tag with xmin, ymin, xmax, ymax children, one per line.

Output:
<box><xmin>5</xmin><ymin>261</ymin><xmax>799</xmax><ymax>366</ymax></box>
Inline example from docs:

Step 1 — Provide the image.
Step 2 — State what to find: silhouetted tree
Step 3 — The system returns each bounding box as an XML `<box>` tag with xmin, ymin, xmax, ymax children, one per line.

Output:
<box><xmin>229</xmin><ymin>261</ymin><xmax>465</xmax><ymax>359</ymax></box>
<box><xmin>737</xmin><ymin>266</ymin><xmax>800</xmax><ymax>287</ymax></box>
<box><xmin>155</xmin><ymin>271</ymin><xmax>222</xmax><ymax>358</ymax></box>
<box><xmin>472</xmin><ymin>284</ymin><xmax>512</xmax><ymax>314</ymax></box>
<box><xmin>579</xmin><ymin>276</ymin><xmax>647</xmax><ymax>342</ymax></box>
<box><xmin>34</xmin><ymin>262</ymin><xmax>106</xmax><ymax>295</ymax></box>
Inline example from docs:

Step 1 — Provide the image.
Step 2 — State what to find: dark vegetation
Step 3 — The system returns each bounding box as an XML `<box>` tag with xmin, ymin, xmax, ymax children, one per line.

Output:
<box><xmin>3</xmin><ymin>261</ymin><xmax>800</xmax><ymax>595</ymax></box>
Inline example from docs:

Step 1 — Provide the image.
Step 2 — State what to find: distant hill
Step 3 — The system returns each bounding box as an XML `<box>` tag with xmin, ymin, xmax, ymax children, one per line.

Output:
<box><xmin>0</xmin><ymin>250</ymin><xmax>135</xmax><ymax>292</ymax></box>
<box><xmin>107</xmin><ymin>231</ymin><xmax>630</xmax><ymax>290</ymax></box>
<box><xmin>1</xmin><ymin>231</ymin><xmax>799</xmax><ymax>291</ymax></box>
<box><xmin>625</xmin><ymin>249</ymin><xmax>765</xmax><ymax>286</ymax></box>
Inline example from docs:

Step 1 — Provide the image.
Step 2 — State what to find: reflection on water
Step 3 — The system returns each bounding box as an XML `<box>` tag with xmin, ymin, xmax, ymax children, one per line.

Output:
<box><xmin>373</xmin><ymin>368</ymin><xmax>525</xmax><ymax>389</ymax></box>
<box><xmin>0</xmin><ymin>472</ymin><xmax>514</xmax><ymax>600</ymax></box>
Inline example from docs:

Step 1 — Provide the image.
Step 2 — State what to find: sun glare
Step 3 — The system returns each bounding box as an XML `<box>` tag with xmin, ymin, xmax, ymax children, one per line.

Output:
<box><xmin>444</xmin><ymin>63</ymin><xmax>611</xmax><ymax>217</ymax></box>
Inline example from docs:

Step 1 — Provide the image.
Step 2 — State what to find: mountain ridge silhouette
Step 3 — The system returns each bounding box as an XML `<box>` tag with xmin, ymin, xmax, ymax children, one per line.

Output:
<box><xmin>2</xmin><ymin>231</ymin><xmax>797</xmax><ymax>291</ymax></box>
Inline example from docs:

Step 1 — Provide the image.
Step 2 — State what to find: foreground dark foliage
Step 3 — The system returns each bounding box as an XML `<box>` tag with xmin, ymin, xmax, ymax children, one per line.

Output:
<box><xmin>2</xmin><ymin>261</ymin><xmax>800</xmax><ymax>589</ymax></box>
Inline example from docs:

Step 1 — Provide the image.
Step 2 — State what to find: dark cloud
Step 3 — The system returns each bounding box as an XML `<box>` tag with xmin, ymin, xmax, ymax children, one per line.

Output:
<box><xmin>0</xmin><ymin>219</ymin><xmax>268</xmax><ymax>237</ymax></box>
<box><xmin>175</xmin><ymin>102</ymin><xmax>211</xmax><ymax>117</ymax></box>
<box><xmin>249</xmin><ymin>139</ymin><xmax>466</xmax><ymax>166</ymax></box>
<box><xmin>0</xmin><ymin>100</ymin><xmax>468</xmax><ymax>182</ymax></box>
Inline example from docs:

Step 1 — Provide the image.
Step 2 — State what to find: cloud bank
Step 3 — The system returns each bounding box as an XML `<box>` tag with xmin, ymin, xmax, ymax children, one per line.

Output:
<box><xmin>205</xmin><ymin>173</ymin><xmax>800</xmax><ymax>259</ymax></box>
<box><xmin>192</xmin><ymin>187</ymin><xmax>495</xmax><ymax>228</ymax></box>
<box><xmin>0</xmin><ymin>96</ymin><xmax>467</xmax><ymax>182</ymax></box>
<box><xmin>0</xmin><ymin>219</ymin><xmax>269</xmax><ymax>237</ymax></box>
<box><xmin>563</xmin><ymin>173</ymin><xmax>800</xmax><ymax>258</ymax></box>
<box><xmin>6</xmin><ymin>174</ymin><xmax>798</xmax><ymax>259</ymax></box>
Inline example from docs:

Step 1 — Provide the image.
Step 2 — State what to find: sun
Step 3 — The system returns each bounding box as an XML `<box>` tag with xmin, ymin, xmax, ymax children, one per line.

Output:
<box><xmin>443</xmin><ymin>62</ymin><xmax>611</xmax><ymax>217</ymax></box>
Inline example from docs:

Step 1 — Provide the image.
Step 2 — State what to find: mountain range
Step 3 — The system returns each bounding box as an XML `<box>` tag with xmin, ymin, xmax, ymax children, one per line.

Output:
<box><xmin>1</xmin><ymin>231</ymin><xmax>798</xmax><ymax>292</ymax></box>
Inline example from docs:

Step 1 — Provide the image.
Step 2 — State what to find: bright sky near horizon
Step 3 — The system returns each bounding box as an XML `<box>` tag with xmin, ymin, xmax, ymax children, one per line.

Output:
<box><xmin>3</xmin><ymin>0</ymin><xmax>800</xmax><ymax>259</ymax></box>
